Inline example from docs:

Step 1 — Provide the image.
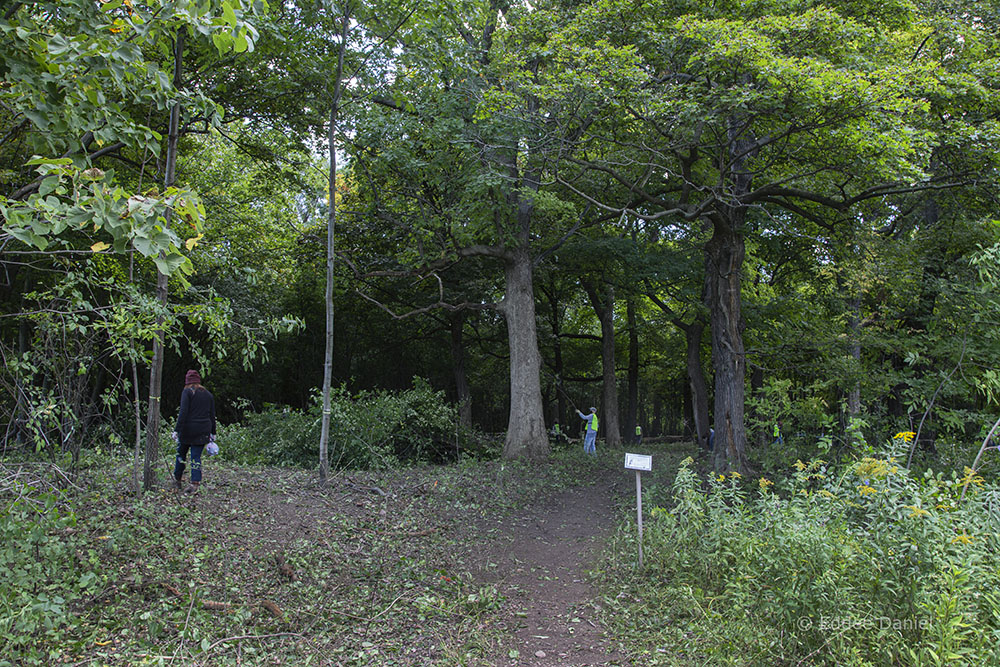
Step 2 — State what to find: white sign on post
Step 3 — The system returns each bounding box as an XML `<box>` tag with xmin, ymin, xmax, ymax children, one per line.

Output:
<box><xmin>625</xmin><ymin>452</ymin><xmax>651</xmax><ymax>567</ymax></box>
<box><xmin>624</xmin><ymin>452</ymin><xmax>652</xmax><ymax>471</ymax></box>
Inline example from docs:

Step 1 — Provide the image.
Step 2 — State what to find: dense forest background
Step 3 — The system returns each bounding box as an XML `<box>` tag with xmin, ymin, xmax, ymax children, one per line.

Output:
<box><xmin>2</xmin><ymin>0</ymin><xmax>1000</xmax><ymax>478</ymax></box>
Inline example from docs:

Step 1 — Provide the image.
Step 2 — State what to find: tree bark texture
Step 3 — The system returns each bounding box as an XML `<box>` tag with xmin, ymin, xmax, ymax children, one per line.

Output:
<box><xmin>319</xmin><ymin>6</ymin><xmax>351</xmax><ymax>487</ymax></box>
<box><xmin>498</xmin><ymin>248</ymin><xmax>549</xmax><ymax>459</ymax></box>
<box><xmin>706</xmin><ymin>221</ymin><xmax>749</xmax><ymax>473</ymax></box>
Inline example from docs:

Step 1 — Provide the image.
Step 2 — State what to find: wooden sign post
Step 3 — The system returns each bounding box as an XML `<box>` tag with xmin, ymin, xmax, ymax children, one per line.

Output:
<box><xmin>624</xmin><ymin>453</ymin><xmax>652</xmax><ymax>568</ymax></box>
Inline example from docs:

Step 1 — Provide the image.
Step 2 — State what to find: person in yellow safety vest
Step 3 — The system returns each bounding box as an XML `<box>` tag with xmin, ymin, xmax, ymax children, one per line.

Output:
<box><xmin>550</xmin><ymin>422</ymin><xmax>566</xmax><ymax>444</ymax></box>
<box><xmin>635</xmin><ymin>424</ymin><xmax>642</xmax><ymax>445</ymax></box>
<box><xmin>576</xmin><ymin>407</ymin><xmax>598</xmax><ymax>456</ymax></box>
<box><xmin>772</xmin><ymin>421</ymin><xmax>783</xmax><ymax>446</ymax></box>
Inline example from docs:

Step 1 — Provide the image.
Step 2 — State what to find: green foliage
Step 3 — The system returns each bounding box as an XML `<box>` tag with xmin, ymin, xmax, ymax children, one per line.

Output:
<box><xmin>1</xmin><ymin>160</ymin><xmax>206</xmax><ymax>277</ymax></box>
<box><xmin>0</xmin><ymin>492</ymin><xmax>99</xmax><ymax>666</ymax></box>
<box><xmin>602</xmin><ymin>437</ymin><xmax>1000</xmax><ymax>664</ymax></box>
<box><xmin>220</xmin><ymin>379</ymin><xmax>460</xmax><ymax>470</ymax></box>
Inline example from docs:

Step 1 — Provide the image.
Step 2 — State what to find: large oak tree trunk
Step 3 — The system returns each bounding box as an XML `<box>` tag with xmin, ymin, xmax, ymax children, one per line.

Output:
<box><xmin>499</xmin><ymin>247</ymin><xmax>548</xmax><ymax>459</ymax></box>
<box><xmin>706</xmin><ymin>220</ymin><xmax>749</xmax><ymax>473</ymax></box>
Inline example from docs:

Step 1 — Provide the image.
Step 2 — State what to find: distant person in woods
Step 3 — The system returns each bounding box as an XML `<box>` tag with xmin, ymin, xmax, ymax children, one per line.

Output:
<box><xmin>576</xmin><ymin>407</ymin><xmax>598</xmax><ymax>456</ymax></box>
<box><xmin>550</xmin><ymin>422</ymin><xmax>566</xmax><ymax>444</ymax></box>
<box><xmin>173</xmin><ymin>370</ymin><xmax>216</xmax><ymax>494</ymax></box>
<box><xmin>772</xmin><ymin>420</ymin><xmax>783</xmax><ymax>446</ymax></box>
<box><xmin>635</xmin><ymin>424</ymin><xmax>643</xmax><ymax>445</ymax></box>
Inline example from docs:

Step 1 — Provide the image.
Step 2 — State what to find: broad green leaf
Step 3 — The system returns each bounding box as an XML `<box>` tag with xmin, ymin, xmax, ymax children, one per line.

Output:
<box><xmin>222</xmin><ymin>2</ymin><xmax>238</xmax><ymax>28</ymax></box>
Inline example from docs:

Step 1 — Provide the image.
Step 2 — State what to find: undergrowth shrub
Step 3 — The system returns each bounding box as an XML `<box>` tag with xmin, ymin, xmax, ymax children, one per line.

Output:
<box><xmin>219</xmin><ymin>378</ymin><xmax>460</xmax><ymax>470</ymax></box>
<box><xmin>603</xmin><ymin>434</ymin><xmax>1000</xmax><ymax>665</ymax></box>
<box><xmin>0</xmin><ymin>489</ymin><xmax>99</xmax><ymax>666</ymax></box>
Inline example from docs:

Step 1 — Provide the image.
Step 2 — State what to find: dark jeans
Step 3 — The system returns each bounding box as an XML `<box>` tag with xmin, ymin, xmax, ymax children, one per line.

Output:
<box><xmin>174</xmin><ymin>443</ymin><xmax>205</xmax><ymax>483</ymax></box>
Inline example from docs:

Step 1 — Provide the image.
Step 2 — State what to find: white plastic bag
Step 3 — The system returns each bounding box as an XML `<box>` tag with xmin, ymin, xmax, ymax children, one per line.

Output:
<box><xmin>206</xmin><ymin>441</ymin><xmax>219</xmax><ymax>456</ymax></box>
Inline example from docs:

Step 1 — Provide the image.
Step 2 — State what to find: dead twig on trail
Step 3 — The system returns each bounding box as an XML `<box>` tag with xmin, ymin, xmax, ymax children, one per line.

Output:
<box><xmin>365</xmin><ymin>589</ymin><xmax>417</xmax><ymax>636</ymax></box>
<box><xmin>172</xmin><ymin>591</ymin><xmax>198</xmax><ymax>662</ymax></box>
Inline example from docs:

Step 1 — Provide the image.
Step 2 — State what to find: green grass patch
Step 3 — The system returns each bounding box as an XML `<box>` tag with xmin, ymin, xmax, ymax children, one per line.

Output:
<box><xmin>1</xmin><ymin>445</ymin><xmax>598</xmax><ymax>665</ymax></box>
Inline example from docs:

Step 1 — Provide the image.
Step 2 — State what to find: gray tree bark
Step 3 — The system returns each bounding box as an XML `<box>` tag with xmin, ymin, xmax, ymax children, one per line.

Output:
<box><xmin>143</xmin><ymin>31</ymin><xmax>183</xmax><ymax>492</ymax></box>
<box><xmin>319</xmin><ymin>4</ymin><xmax>352</xmax><ymax>488</ymax></box>
<box><xmin>498</xmin><ymin>247</ymin><xmax>549</xmax><ymax>459</ymax></box>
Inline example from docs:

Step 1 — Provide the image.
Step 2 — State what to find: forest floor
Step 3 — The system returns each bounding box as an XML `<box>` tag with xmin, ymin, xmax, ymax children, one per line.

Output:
<box><xmin>5</xmin><ymin>440</ymin><xmax>695</xmax><ymax>666</ymax></box>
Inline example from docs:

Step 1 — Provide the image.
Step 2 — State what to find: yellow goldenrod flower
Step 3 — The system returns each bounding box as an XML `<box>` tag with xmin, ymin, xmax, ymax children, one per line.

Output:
<box><xmin>818</xmin><ymin>489</ymin><xmax>834</xmax><ymax>498</ymax></box>
<box><xmin>893</xmin><ymin>431</ymin><xmax>916</xmax><ymax>443</ymax></box>
<box><xmin>935</xmin><ymin>504</ymin><xmax>952</xmax><ymax>511</ymax></box>
<box><xmin>905</xmin><ymin>505</ymin><xmax>930</xmax><ymax>517</ymax></box>
<box><xmin>758</xmin><ymin>478</ymin><xmax>774</xmax><ymax>490</ymax></box>
<box><xmin>730</xmin><ymin>471</ymin><xmax>742</xmax><ymax>479</ymax></box>
<box><xmin>951</xmin><ymin>534</ymin><xmax>974</xmax><ymax>545</ymax></box>
<box><xmin>856</xmin><ymin>457</ymin><xmax>890</xmax><ymax>478</ymax></box>
<box><xmin>961</xmin><ymin>467</ymin><xmax>985</xmax><ymax>488</ymax></box>
<box><xmin>716</xmin><ymin>473</ymin><xmax>726</xmax><ymax>482</ymax></box>
<box><xmin>857</xmin><ymin>485</ymin><xmax>878</xmax><ymax>496</ymax></box>
<box><xmin>680</xmin><ymin>456</ymin><xmax>694</xmax><ymax>466</ymax></box>
<box><xmin>794</xmin><ymin>460</ymin><xmax>807</xmax><ymax>471</ymax></box>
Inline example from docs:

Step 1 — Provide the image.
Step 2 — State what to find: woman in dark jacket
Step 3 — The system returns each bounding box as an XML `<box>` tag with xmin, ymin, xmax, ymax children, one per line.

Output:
<box><xmin>173</xmin><ymin>369</ymin><xmax>216</xmax><ymax>493</ymax></box>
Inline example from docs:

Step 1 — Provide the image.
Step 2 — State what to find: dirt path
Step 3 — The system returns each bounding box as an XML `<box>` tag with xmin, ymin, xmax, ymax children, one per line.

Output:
<box><xmin>482</xmin><ymin>465</ymin><xmax>626</xmax><ymax>666</ymax></box>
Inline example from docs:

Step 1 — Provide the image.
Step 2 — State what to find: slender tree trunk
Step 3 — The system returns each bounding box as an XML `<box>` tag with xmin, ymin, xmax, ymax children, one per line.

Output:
<box><xmin>131</xmin><ymin>361</ymin><xmax>142</xmax><ymax>495</ymax></box>
<box><xmin>847</xmin><ymin>294</ymin><xmax>862</xmax><ymax>419</ymax></box>
<box><xmin>626</xmin><ymin>296</ymin><xmax>639</xmax><ymax>442</ymax></box>
<box><xmin>499</xmin><ymin>247</ymin><xmax>548</xmax><ymax>459</ymax></box>
<box><xmin>600</xmin><ymin>283</ymin><xmax>621</xmax><ymax>448</ymax></box>
<box><xmin>706</xmin><ymin>219</ymin><xmax>748</xmax><ymax>473</ymax></box>
<box><xmin>682</xmin><ymin>320</ymin><xmax>711</xmax><ymax>450</ymax></box>
<box><xmin>143</xmin><ymin>31</ymin><xmax>183</xmax><ymax>492</ymax></box>
<box><xmin>450</xmin><ymin>311</ymin><xmax>472</xmax><ymax>430</ymax></box>
<box><xmin>582</xmin><ymin>279</ymin><xmax>621</xmax><ymax>448</ymax></box>
<box><xmin>319</xmin><ymin>6</ymin><xmax>351</xmax><ymax>488</ymax></box>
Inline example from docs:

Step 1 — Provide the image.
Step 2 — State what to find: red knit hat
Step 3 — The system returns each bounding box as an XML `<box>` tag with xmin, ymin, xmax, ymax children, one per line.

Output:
<box><xmin>184</xmin><ymin>370</ymin><xmax>202</xmax><ymax>385</ymax></box>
